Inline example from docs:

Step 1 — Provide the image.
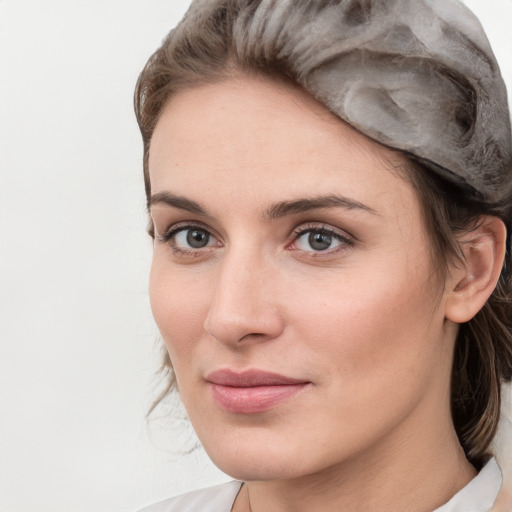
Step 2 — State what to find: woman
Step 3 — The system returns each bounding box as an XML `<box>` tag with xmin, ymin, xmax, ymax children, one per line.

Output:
<box><xmin>135</xmin><ymin>0</ymin><xmax>512</xmax><ymax>510</ymax></box>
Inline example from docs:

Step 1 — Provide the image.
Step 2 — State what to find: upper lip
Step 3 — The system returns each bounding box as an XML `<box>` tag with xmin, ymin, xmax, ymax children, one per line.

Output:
<box><xmin>205</xmin><ymin>369</ymin><xmax>309</xmax><ymax>387</ymax></box>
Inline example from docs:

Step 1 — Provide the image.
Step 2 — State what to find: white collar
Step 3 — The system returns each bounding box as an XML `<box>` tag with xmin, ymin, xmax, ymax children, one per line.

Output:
<box><xmin>433</xmin><ymin>458</ymin><xmax>502</xmax><ymax>512</ymax></box>
<box><xmin>138</xmin><ymin>458</ymin><xmax>502</xmax><ymax>512</ymax></box>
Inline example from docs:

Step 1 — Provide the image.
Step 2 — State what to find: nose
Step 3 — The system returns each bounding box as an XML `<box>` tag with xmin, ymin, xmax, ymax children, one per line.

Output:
<box><xmin>204</xmin><ymin>250</ymin><xmax>285</xmax><ymax>347</ymax></box>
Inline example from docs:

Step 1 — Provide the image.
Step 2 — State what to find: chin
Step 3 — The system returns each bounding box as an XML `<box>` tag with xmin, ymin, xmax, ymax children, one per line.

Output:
<box><xmin>213</xmin><ymin>453</ymin><xmax>305</xmax><ymax>482</ymax></box>
<box><xmin>200</xmin><ymin>430</ymin><xmax>335</xmax><ymax>482</ymax></box>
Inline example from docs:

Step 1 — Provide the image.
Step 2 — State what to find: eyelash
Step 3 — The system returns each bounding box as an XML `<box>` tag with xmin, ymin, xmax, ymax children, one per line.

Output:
<box><xmin>289</xmin><ymin>224</ymin><xmax>354</xmax><ymax>256</ymax></box>
<box><xmin>157</xmin><ymin>222</ymin><xmax>218</xmax><ymax>257</ymax></box>
<box><xmin>157</xmin><ymin>222</ymin><xmax>355</xmax><ymax>257</ymax></box>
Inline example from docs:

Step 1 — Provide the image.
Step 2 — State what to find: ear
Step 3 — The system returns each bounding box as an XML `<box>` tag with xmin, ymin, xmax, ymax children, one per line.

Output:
<box><xmin>445</xmin><ymin>216</ymin><xmax>507</xmax><ymax>324</ymax></box>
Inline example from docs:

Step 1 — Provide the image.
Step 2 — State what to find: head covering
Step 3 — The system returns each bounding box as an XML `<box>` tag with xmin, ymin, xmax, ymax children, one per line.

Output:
<box><xmin>212</xmin><ymin>0</ymin><xmax>512</xmax><ymax>202</ymax></box>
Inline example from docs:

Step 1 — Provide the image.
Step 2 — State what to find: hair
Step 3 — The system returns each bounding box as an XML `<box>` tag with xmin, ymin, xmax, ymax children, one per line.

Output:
<box><xmin>134</xmin><ymin>0</ymin><xmax>512</xmax><ymax>468</ymax></box>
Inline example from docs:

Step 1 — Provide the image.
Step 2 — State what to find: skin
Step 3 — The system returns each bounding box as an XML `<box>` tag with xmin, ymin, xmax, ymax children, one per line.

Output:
<box><xmin>147</xmin><ymin>75</ymin><xmax>486</xmax><ymax>511</ymax></box>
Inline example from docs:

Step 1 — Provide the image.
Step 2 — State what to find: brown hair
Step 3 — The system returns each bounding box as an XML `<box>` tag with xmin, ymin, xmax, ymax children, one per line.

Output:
<box><xmin>399</xmin><ymin>161</ymin><xmax>512</xmax><ymax>466</ymax></box>
<box><xmin>134</xmin><ymin>0</ymin><xmax>512</xmax><ymax>467</ymax></box>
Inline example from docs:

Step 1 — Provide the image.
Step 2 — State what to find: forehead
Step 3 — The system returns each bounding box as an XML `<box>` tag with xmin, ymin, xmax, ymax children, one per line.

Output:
<box><xmin>148</xmin><ymin>76</ymin><xmax>417</xmax><ymax>219</ymax></box>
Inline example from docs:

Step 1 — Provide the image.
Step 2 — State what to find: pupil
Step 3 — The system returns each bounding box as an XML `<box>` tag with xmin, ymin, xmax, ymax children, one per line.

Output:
<box><xmin>309</xmin><ymin>232</ymin><xmax>332</xmax><ymax>251</ymax></box>
<box><xmin>187</xmin><ymin>229</ymin><xmax>209</xmax><ymax>248</ymax></box>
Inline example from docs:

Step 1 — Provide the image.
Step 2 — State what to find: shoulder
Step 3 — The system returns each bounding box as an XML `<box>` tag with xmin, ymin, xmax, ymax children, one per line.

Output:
<box><xmin>137</xmin><ymin>481</ymin><xmax>243</xmax><ymax>512</ymax></box>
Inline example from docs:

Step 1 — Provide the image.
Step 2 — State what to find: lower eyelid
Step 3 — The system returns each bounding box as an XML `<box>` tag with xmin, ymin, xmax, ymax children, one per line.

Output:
<box><xmin>289</xmin><ymin>226</ymin><xmax>354</xmax><ymax>252</ymax></box>
<box><xmin>159</xmin><ymin>223</ymin><xmax>353</xmax><ymax>254</ymax></box>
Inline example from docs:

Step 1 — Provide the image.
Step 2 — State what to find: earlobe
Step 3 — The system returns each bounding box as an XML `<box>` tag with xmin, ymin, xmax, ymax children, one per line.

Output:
<box><xmin>445</xmin><ymin>216</ymin><xmax>507</xmax><ymax>324</ymax></box>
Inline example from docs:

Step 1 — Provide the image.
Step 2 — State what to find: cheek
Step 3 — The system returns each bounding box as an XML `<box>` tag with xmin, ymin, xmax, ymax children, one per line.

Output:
<box><xmin>274</xmin><ymin>259</ymin><xmax>446</xmax><ymax>458</ymax></box>
<box><xmin>289</xmin><ymin>255</ymin><xmax>442</xmax><ymax>392</ymax></box>
<box><xmin>148</xmin><ymin>255</ymin><xmax>211</xmax><ymax>362</ymax></box>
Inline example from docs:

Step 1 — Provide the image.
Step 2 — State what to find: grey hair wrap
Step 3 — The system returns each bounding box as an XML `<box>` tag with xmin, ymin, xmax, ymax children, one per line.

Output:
<box><xmin>187</xmin><ymin>0</ymin><xmax>512</xmax><ymax>202</ymax></box>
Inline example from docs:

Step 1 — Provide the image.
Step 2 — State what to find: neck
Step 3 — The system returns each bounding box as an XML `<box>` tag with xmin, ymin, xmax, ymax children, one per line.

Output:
<box><xmin>233</xmin><ymin>404</ymin><xmax>476</xmax><ymax>512</ymax></box>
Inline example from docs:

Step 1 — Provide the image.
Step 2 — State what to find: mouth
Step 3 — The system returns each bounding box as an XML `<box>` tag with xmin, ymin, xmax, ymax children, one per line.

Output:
<box><xmin>205</xmin><ymin>369</ymin><xmax>310</xmax><ymax>414</ymax></box>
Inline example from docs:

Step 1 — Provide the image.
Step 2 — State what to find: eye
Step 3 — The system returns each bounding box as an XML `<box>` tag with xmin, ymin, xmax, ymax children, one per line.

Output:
<box><xmin>291</xmin><ymin>226</ymin><xmax>353</xmax><ymax>253</ymax></box>
<box><xmin>158</xmin><ymin>224</ymin><xmax>220</xmax><ymax>254</ymax></box>
<box><xmin>175</xmin><ymin>227</ymin><xmax>212</xmax><ymax>249</ymax></box>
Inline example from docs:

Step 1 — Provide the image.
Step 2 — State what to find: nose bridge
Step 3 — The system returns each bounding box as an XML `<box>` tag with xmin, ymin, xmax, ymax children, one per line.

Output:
<box><xmin>204</xmin><ymin>243</ymin><xmax>283</xmax><ymax>346</ymax></box>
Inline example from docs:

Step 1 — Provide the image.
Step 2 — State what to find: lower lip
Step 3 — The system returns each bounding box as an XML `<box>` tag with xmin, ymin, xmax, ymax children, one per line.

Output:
<box><xmin>209</xmin><ymin>383</ymin><xmax>308</xmax><ymax>414</ymax></box>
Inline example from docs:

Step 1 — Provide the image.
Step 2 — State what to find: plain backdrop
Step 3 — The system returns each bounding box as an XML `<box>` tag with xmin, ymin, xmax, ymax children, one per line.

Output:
<box><xmin>0</xmin><ymin>1</ymin><xmax>511</xmax><ymax>511</ymax></box>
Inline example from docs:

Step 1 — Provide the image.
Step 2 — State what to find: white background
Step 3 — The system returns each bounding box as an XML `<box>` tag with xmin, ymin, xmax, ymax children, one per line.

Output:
<box><xmin>0</xmin><ymin>1</ymin><xmax>511</xmax><ymax>511</ymax></box>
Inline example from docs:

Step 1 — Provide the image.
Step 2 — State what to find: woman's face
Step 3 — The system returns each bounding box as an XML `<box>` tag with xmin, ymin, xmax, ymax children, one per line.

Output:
<box><xmin>148</xmin><ymin>76</ymin><xmax>457</xmax><ymax>481</ymax></box>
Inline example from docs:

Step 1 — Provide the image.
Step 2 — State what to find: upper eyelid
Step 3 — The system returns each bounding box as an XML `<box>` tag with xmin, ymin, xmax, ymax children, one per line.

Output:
<box><xmin>159</xmin><ymin>221</ymin><xmax>215</xmax><ymax>240</ymax></box>
<box><xmin>291</xmin><ymin>222</ymin><xmax>355</xmax><ymax>241</ymax></box>
<box><xmin>156</xmin><ymin>220</ymin><xmax>355</xmax><ymax>248</ymax></box>
<box><xmin>294</xmin><ymin>225</ymin><xmax>346</xmax><ymax>236</ymax></box>
<box><xmin>288</xmin><ymin>223</ymin><xmax>357</xmax><ymax>253</ymax></box>
<box><xmin>158</xmin><ymin>224</ymin><xmax>220</xmax><ymax>254</ymax></box>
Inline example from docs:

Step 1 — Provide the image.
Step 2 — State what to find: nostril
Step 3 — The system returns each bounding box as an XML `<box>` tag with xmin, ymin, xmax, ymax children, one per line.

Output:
<box><xmin>237</xmin><ymin>332</ymin><xmax>268</xmax><ymax>343</ymax></box>
<box><xmin>204</xmin><ymin>303</ymin><xmax>285</xmax><ymax>347</ymax></box>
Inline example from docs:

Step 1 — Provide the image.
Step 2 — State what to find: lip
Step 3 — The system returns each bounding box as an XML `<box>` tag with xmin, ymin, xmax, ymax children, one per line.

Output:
<box><xmin>205</xmin><ymin>369</ymin><xmax>310</xmax><ymax>414</ymax></box>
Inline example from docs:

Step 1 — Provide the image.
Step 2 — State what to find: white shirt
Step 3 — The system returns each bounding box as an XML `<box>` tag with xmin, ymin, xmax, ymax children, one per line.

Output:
<box><xmin>138</xmin><ymin>458</ymin><xmax>502</xmax><ymax>512</ymax></box>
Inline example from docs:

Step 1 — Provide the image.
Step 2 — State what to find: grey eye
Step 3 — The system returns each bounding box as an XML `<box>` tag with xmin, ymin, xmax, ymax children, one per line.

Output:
<box><xmin>187</xmin><ymin>229</ymin><xmax>210</xmax><ymax>248</ymax></box>
<box><xmin>174</xmin><ymin>228</ymin><xmax>213</xmax><ymax>249</ymax></box>
<box><xmin>308</xmin><ymin>232</ymin><xmax>333</xmax><ymax>251</ymax></box>
<box><xmin>296</xmin><ymin>230</ymin><xmax>342</xmax><ymax>252</ymax></box>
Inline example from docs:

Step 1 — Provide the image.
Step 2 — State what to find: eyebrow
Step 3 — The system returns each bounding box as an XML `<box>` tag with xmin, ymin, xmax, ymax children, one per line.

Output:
<box><xmin>264</xmin><ymin>194</ymin><xmax>378</xmax><ymax>219</ymax></box>
<box><xmin>148</xmin><ymin>192</ymin><xmax>209</xmax><ymax>216</ymax></box>
<box><xmin>148</xmin><ymin>191</ymin><xmax>377</xmax><ymax>219</ymax></box>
